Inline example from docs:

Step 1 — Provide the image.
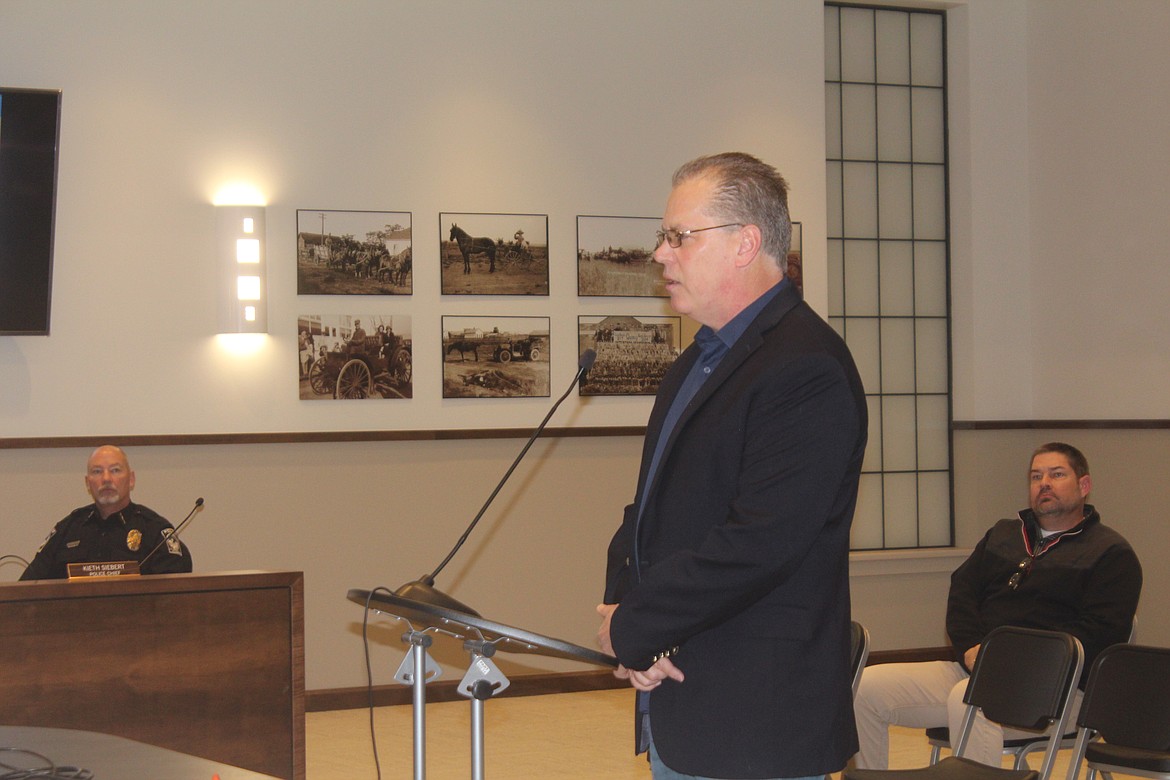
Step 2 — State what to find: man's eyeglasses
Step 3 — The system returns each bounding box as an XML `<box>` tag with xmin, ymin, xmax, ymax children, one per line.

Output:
<box><xmin>655</xmin><ymin>223</ymin><xmax>744</xmax><ymax>249</ymax></box>
<box><xmin>1008</xmin><ymin>557</ymin><xmax>1034</xmax><ymax>591</ymax></box>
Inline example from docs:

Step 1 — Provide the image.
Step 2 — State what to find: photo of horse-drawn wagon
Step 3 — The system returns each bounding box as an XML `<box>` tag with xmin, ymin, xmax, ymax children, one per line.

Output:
<box><xmin>299</xmin><ymin>315</ymin><xmax>412</xmax><ymax>400</ymax></box>
<box><xmin>297</xmin><ymin>209</ymin><xmax>412</xmax><ymax>295</ymax></box>
<box><xmin>576</xmin><ymin>214</ymin><xmax>667</xmax><ymax>297</ymax></box>
<box><xmin>309</xmin><ymin>336</ymin><xmax>411</xmax><ymax>399</ymax></box>
<box><xmin>441</xmin><ymin>316</ymin><xmax>551</xmax><ymax>399</ymax></box>
<box><xmin>440</xmin><ymin>212</ymin><xmax>549</xmax><ymax>296</ymax></box>
<box><xmin>444</xmin><ymin>330</ymin><xmax>546</xmax><ymax>364</ymax></box>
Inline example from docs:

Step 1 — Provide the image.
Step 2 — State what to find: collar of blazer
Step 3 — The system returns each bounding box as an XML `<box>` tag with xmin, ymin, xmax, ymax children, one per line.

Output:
<box><xmin>640</xmin><ymin>284</ymin><xmax>806</xmax><ymax>497</ymax></box>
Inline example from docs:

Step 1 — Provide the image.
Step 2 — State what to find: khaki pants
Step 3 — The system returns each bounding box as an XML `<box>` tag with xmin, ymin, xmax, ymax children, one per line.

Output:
<box><xmin>852</xmin><ymin>660</ymin><xmax>1080</xmax><ymax>770</ymax></box>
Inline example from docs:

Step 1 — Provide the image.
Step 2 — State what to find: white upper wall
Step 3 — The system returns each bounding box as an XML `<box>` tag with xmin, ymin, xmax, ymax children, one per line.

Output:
<box><xmin>951</xmin><ymin>0</ymin><xmax>1170</xmax><ymax>419</ymax></box>
<box><xmin>3</xmin><ymin>1</ymin><xmax>1166</xmax><ymax>431</ymax></box>
<box><xmin>948</xmin><ymin>1</ymin><xmax>1035</xmax><ymax>419</ymax></box>
<box><xmin>1024</xmin><ymin>0</ymin><xmax>1170</xmax><ymax>419</ymax></box>
<box><xmin>0</xmin><ymin>0</ymin><xmax>827</xmax><ymax>436</ymax></box>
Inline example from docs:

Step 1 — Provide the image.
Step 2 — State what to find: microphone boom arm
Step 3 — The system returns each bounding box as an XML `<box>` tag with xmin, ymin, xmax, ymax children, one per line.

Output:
<box><xmin>139</xmin><ymin>497</ymin><xmax>203</xmax><ymax>569</ymax></box>
<box><xmin>427</xmin><ymin>351</ymin><xmax>594</xmax><ymax>583</ymax></box>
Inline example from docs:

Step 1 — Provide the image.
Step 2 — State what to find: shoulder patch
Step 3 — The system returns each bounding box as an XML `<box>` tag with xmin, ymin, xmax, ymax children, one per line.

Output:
<box><xmin>35</xmin><ymin>528</ymin><xmax>58</xmax><ymax>554</ymax></box>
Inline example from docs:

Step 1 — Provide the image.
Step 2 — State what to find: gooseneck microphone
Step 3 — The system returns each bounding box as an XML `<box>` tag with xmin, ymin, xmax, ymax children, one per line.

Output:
<box><xmin>139</xmin><ymin>497</ymin><xmax>204</xmax><ymax>569</ymax></box>
<box><xmin>394</xmin><ymin>349</ymin><xmax>597</xmax><ymax>616</ymax></box>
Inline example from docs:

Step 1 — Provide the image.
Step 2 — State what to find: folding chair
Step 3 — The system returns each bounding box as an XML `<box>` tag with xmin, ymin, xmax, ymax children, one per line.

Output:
<box><xmin>1065</xmin><ymin>643</ymin><xmax>1170</xmax><ymax>780</ymax></box>
<box><xmin>845</xmin><ymin>626</ymin><xmax>1084</xmax><ymax>780</ymax></box>
<box><xmin>927</xmin><ymin>727</ymin><xmax>1074</xmax><ymax>772</ymax></box>
<box><xmin>852</xmin><ymin>621</ymin><xmax>871</xmax><ymax>699</ymax></box>
<box><xmin>928</xmin><ymin>619</ymin><xmax>1136</xmax><ymax>770</ymax></box>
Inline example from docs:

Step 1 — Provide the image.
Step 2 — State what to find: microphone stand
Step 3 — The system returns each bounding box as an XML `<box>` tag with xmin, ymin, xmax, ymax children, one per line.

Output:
<box><xmin>139</xmin><ymin>497</ymin><xmax>203</xmax><ymax>569</ymax></box>
<box><xmin>393</xmin><ymin>349</ymin><xmax>596</xmax><ymax>616</ymax></box>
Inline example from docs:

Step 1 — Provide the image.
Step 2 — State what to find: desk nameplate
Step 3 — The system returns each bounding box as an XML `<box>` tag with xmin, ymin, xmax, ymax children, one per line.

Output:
<box><xmin>67</xmin><ymin>561</ymin><xmax>141</xmax><ymax>579</ymax></box>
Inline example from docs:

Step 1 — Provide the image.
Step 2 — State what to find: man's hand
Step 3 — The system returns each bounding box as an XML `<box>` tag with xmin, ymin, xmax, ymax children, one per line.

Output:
<box><xmin>625</xmin><ymin>657</ymin><xmax>684</xmax><ymax>692</ymax></box>
<box><xmin>596</xmin><ymin>603</ymin><xmax>685</xmax><ymax>691</ymax></box>
<box><xmin>596</xmin><ymin>603</ymin><xmax>618</xmax><ymax>656</ymax></box>
<box><xmin>964</xmin><ymin>644</ymin><xmax>980</xmax><ymax>671</ymax></box>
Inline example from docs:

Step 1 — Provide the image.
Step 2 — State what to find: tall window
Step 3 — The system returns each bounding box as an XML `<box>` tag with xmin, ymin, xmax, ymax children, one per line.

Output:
<box><xmin>825</xmin><ymin>4</ymin><xmax>952</xmax><ymax>549</ymax></box>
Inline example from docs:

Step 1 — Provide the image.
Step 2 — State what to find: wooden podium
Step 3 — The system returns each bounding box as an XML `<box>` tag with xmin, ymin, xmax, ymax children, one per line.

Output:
<box><xmin>0</xmin><ymin>571</ymin><xmax>305</xmax><ymax>780</ymax></box>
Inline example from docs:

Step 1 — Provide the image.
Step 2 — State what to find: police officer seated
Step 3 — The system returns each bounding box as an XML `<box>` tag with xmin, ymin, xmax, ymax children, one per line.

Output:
<box><xmin>20</xmin><ymin>445</ymin><xmax>193</xmax><ymax>580</ymax></box>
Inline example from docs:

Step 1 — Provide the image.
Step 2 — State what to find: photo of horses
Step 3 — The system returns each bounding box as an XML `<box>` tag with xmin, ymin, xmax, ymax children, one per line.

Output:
<box><xmin>577</xmin><ymin>215</ymin><xmax>667</xmax><ymax>298</ymax></box>
<box><xmin>442</xmin><ymin>315</ymin><xmax>550</xmax><ymax>399</ymax></box>
<box><xmin>298</xmin><ymin>314</ymin><xmax>413</xmax><ymax>400</ymax></box>
<box><xmin>296</xmin><ymin>210</ymin><xmax>412</xmax><ymax>295</ymax></box>
<box><xmin>440</xmin><ymin>212</ymin><xmax>549</xmax><ymax>295</ymax></box>
<box><xmin>577</xmin><ymin>315</ymin><xmax>681</xmax><ymax>396</ymax></box>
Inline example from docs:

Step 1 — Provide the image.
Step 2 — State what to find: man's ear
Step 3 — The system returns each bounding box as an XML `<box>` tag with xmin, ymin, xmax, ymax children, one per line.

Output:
<box><xmin>735</xmin><ymin>224</ymin><xmax>763</xmax><ymax>268</ymax></box>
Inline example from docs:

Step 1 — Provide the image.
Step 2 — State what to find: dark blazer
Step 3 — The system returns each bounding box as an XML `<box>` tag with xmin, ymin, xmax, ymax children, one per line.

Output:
<box><xmin>604</xmin><ymin>283</ymin><xmax>867</xmax><ymax>778</ymax></box>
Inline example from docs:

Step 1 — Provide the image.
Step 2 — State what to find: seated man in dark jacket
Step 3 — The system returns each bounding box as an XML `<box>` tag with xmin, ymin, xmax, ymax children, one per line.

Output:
<box><xmin>853</xmin><ymin>441</ymin><xmax>1141</xmax><ymax>768</ymax></box>
<box><xmin>21</xmin><ymin>444</ymin><xmax>193</xmax><ymax>580</ymax></box>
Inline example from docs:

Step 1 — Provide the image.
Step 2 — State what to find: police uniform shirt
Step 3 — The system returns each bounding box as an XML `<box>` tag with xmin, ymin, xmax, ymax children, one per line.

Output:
<box><xmin>19</xmin><ymin>501</ymin><xmax>193</xmax><ymax>581</ymax></box>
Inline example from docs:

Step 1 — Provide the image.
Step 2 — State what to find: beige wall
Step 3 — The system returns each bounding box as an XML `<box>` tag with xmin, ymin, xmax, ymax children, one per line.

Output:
<box><xmin>0</xmin><ymin>438</ymin><xmax>644</xmax><ymax>688</ymax></box>
<box><xmin>6</xmin><ymin>428</ymin><xmax>1163</xmax><ymax>690</ymax></box>
<box><xmin>0</xmin><ymin>0</ymin><xmax>828</xmax><ymax>436</ymax></box>
<box><xmin>851</xmin><ymin>427</ymin><xmax>1170</xmax><ymax>655</ymax></box>
<box><xmin>2</xmin><ymin>1</ymin><xmax>1169</xmax><ymax>691</ymax></box>
<box><xmin>952</xmin><ymin>429</ymin><xmax>1170</xmax><ymax>645</ymax></box>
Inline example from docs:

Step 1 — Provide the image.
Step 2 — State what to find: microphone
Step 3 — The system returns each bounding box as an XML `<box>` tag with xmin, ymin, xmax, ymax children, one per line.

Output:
<box><xmin>139</xmin><ymin>497</ymin><xmax>203</xmax><ymax>570</ymax></box>
<box><xmin>394</xmin><ymin>349</ymin><xmax>597</xmax><ymax>616</ymax></box>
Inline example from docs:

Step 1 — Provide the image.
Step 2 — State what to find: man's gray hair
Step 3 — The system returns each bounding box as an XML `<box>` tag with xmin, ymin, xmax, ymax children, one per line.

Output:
<box><xmin>672</xmin><ymin>152</ymin><xmax>792</xmax><ymax>270</ymax></box>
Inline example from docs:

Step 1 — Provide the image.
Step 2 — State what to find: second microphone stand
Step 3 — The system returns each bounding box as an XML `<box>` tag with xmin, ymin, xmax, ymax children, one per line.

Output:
<box><xmin>390</xmin><ymin>616</ymin><xmax>510</xmax><ymax>780</ymax></box>
<box><xmin>351</xmin><ymin>588</ymin><xmax>616</xmax><ymax>780</ymax></box>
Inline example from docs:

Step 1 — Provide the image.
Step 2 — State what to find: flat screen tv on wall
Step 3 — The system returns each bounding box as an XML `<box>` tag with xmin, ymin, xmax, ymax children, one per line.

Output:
<box><xmin>0</xmin><ymin>87</ymin><xmax>61</xmax><ymax>336</ymax></box>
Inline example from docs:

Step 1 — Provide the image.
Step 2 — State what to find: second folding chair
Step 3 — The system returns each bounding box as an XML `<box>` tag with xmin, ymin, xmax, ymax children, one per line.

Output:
<box><xmin>845</xmin><ymin>625</ymin><xmax>1084</xmax><ymax>780</ymax></box>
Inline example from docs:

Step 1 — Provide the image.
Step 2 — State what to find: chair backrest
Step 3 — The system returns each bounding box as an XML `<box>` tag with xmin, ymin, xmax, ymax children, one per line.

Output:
<box><xmin>954</xmin><ymin>626</ymin><xmax>1083</xmax><ymax>780</ymax></box>
<box><xmin>850</xmin><ymin>620</ymin><xmax>870</xmax><ymax>698</ymax></box>
<box><xmin>961</xmin><ymin>625</ymin><xmax>1083</xmax><ymax>732</ymax></box>
<box><xmin>1076</xmin><ymin>643</ymin><xmax>1170</xmax><ymax>752</ymax></box>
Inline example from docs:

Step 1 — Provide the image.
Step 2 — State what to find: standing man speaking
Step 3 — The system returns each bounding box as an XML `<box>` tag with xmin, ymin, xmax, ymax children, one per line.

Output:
<box><xmin>597</xmin><ymin>153</ymin><xmax>868</xmax><ymax>779</ymax></box>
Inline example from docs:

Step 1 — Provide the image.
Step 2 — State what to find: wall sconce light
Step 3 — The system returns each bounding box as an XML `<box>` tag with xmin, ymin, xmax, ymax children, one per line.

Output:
<box><xmin>216</xmin><ymin>204</ymin><xmax>267</xmax><ymax>334</ymax></box>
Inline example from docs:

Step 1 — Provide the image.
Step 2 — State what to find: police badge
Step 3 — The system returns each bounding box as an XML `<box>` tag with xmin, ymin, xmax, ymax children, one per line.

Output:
<box><xmin>165</xmin><ymin>532</ymin><xmax>182</xmax><ymax>556</ymax></box>
<box><xmin>126</xmin><ymin>528</ymin><xmax>142</xmax><ymax>552</ymax></box>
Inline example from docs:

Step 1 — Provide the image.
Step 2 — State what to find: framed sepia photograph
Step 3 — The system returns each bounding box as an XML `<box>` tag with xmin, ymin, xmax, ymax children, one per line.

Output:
<box><xmin>296</xmin><ymin>209</ymin><xmax>412</xmax><ymax>295</ymax></box>
<box><xmin>440</xmin><ymin>212</ymin><xmax>549</xmax><ymax>295</ymax></box>
<box><xmin>298</xmin><ymin>314</ymin><xmax>412</xmax><ymax>400</ymax></box>
<box><xmin>788</xmin><ymin>221</ymin><xmax>803</xmax><ymax>293</ymax></box>
<box><xmin>442</xmin><ymin>315</ymin><xmax>550</xmax><ymax>398</ymax></box>
<box><xmin>576</xmin><ymin>215</ymin><xmax>666</xmax><ymax>298</ymax></box>
<box><xmin>577</xmin><ymin>315</ymin><xmax>682</xmax><ymax>396</ymax></box>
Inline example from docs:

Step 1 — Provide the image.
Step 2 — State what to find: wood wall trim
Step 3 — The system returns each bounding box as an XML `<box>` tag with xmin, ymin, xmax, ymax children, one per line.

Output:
<box><xmin>0</xmin><ymin>426</ymin><xmax>648</xmax><ymax>450</ymax></box>
<box><xmin>305</xmin><ymin>646</ymin><xmax>954</xmax><ymax>712</ymax></box>
<box><xmin>6</xmin><ymin>420</ymin><xmax>1164</xmax><ymax>451</ymax></box>
<box><xmin>6</xmin><ymin>418</ymin><xmax>1160</xmax><ymax>449</ymax></box>
<box><xmin>953</xmin><ymin>420</ymin><xmax>1169</xmax><ymax>430</ymax></box>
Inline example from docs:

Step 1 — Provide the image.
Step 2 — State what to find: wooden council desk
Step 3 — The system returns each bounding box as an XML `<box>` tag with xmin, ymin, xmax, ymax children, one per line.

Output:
<box><xmin>0</xmin><ymin>570</ymin><xmax>305</xmax><ymax>780</ymax></box>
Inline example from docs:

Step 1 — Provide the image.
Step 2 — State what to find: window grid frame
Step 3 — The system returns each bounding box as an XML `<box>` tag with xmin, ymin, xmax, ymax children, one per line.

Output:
<box><xmin>826</xmin><ymin>2</ymin><xmax>955</xmax><ymax>551</ymax></box>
